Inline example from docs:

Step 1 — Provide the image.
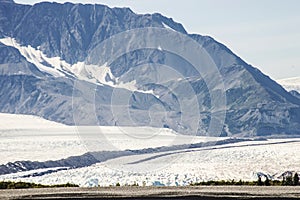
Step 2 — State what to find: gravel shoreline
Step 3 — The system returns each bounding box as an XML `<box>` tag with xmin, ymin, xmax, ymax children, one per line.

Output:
<box><xmin>1</xmin><ymin>186</ymin><xmax>300</xmax><ymax>200</ymax></box>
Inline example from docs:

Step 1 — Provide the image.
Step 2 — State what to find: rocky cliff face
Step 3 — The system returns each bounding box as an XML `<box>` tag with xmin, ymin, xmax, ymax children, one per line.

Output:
<box><xmin>0</xmin><ymin>1</ymin><xmax>299</xmax><ymax>136</ymax></box>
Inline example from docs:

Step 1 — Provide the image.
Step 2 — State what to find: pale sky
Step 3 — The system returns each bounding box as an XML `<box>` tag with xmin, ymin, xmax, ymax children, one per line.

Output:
<box><xmin>14</xmin><ymin>0</ymin><xmax>300</xmax><ymax>80</ymax></box>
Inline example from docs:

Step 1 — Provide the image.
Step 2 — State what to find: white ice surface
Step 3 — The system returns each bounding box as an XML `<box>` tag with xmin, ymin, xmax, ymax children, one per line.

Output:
<box><xmin>0</xmin><ymin>113</ymin><xmax>223</xmax><ymax>164</ymax></box>
<box><xmin>1</xmin><ymin>113</ymin><xmax>300</xmax><ymax>187</ymax></box>
<box><xmin>2</xmin><ymin>138</ymin><xmax>300</xmax><ymax>187</ymax></box>
<box><xmin>0</xmin><ymin>113</ymin><xmax>66</xmax><ymax>129</ymax></box>
<box><xmin>0</xmin><ymin>113</ymin><xmax>85</xmax><ymax>164</ymax></box>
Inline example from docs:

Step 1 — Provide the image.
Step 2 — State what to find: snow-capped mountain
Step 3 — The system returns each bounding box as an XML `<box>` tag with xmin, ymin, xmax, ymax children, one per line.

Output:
<box><xmin>0</xmin><ymin>1</ymin><xmax>300</xmax><ymax>136</ymax></box>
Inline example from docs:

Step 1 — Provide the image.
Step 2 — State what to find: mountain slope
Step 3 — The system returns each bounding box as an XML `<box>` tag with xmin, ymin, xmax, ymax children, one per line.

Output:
<box><xmin>0</xmin><ymin>1</ymin><xmax>299</xmax><ymax>136</ymax></box>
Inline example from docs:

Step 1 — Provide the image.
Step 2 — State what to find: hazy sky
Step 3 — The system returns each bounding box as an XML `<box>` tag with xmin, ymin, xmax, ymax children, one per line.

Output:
<box><xmin>14</xmin><ymin>0</ymin><xmax>300</xmax><ymax>79</ymax></box>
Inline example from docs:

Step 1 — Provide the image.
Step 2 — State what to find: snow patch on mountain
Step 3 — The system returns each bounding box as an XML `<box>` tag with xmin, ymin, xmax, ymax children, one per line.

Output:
<box><xmin>83</xmin><ymin>64</ymin><xmax>155</xmax><ymax>94</ymax></box>
<box><xmin>0</xmin><ymin>38</ymin><xmax>66</xmax><ymax>77</ymax></box>
<box><xmin>277</xmin><ymin>77</ymin><xmax>300</xmax><ymax>92</ymax></box>
<box><xmin>0</xmin><ymin>37</ymin><xmax>156</xmax><ymax>95</ymax></box>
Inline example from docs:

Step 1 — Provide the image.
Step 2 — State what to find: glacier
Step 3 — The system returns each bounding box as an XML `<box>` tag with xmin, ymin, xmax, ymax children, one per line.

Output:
<box><xmin>0</xmin><ymin>114</ymin><xmax>299</xmax><ymax>187</ymax></box>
